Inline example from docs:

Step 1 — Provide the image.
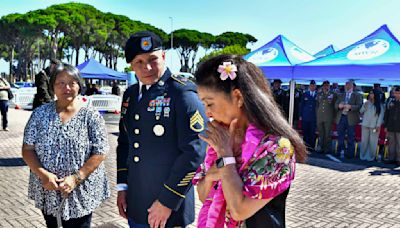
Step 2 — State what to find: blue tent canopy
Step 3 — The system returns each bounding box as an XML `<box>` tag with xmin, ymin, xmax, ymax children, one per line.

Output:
<box><xmin>77</xmin><ymin>58</ymin><xmax>127</xmax><ymax>80</ymax></box>
<box><xmin>244</xmin><ymin>35</ymin><xmax>315</xmax><ymax>80</ymax></box>
<box><xmin>314</xmin><ymin>45</ymin><xmax>335</xmax><ymax>58</ymax></box>
<box><xmin>294</xmin><ymin>25</ymin><xmax>400</xmax><ymax>85</ymax></box>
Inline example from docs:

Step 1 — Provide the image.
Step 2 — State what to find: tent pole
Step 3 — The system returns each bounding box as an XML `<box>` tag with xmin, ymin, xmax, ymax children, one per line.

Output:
<box><xmin>288</xmin><ymin>79</ymin><xmax>295</xmax><ymax>127</ymax></box>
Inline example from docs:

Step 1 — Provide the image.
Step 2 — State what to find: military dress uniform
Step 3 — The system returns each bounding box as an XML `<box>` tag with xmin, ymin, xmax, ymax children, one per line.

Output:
<box><xmin>116</xmin><ymin>69</ymin><xmax>207</xmax><ymax>227</ymax></box>
<box><xmin>316</xmin><ymin>90</ymin><xmax>337</xmax><ymax>154</ymax></box>
<box><xmin>273</xmin><ymin>88</ymin><xmax>289</xmax><ymax>119</ymax></box>
<box><xmin>300</xmin><ymin>90</ymin><xmax>317</xmax><ymax>151</ymax></box>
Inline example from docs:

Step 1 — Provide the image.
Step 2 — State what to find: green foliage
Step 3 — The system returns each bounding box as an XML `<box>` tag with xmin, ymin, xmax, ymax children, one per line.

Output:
<box><xmin>214</xmin><ymin>32</ymin><xmax>257</xmax><ymax>49</ymax></box>
<box><xmin>199</xmin><ymin>44</ymin><xmax>250</xmax><ymax>64</ymax></box>
<box><xmin>0</xmin><ymin>2</ymin><xmax>255</xmax><ymax>80</ymax></box>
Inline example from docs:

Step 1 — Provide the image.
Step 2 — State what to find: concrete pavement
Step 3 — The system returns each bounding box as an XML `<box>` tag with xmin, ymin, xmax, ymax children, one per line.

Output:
<box><xmin>1</xmin><ymin>108</ymin><xmax>400</xmax><ymax>227</ymax></box>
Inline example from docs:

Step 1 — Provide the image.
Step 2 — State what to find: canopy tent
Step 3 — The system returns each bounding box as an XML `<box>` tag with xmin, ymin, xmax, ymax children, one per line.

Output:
<box><xmin>294</xmin><ymin>25</ymin><xmax>400</xmax><ymax>85</ymax></box>
<box><xmin>77</xmin><ymin>58</ymin><xmax>127</xmax><ymax>80</ymax></box>
<box><xmin>314</xmin><ymin>45</ymin><xmax>336</xmax><ymax>58</ymax></box>
<box><xmin>244</xmin><ymin>35</ymin><xmax>315</xmax><ymax>80</ymax></box>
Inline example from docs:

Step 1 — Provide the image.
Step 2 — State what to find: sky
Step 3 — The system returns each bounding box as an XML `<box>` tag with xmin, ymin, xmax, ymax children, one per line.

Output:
<box><xmin>1</xmin><ymin>0</ymin><xmax>400</xmax><ymax>73</ymax></box>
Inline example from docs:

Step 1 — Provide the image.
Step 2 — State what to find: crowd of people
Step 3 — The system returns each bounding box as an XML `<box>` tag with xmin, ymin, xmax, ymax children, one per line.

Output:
<box><xmin>272</xmin><ymin>78</ymin><xmax>400</xmax><ymax>165</ymax></box>
<box><xmin>16</xmin><ymin>29</ymin><xmax>400</xmax><ymax>228</ymax></box>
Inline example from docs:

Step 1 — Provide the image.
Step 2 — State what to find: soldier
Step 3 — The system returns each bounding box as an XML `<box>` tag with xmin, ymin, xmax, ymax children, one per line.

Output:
<box><xmin>300</xmin><ymin>80</ymin><xmax>317</xmax><ymax>152</ymax></box>
<box><xmin>32</xmin><ymin>59</ymin><xmax>60</xmax><ymax>110</ymax></box>
<box><xmin>316</xmin><ymin>80</ymin><xmax>337</xmax><ymax>154</ymax></box>
<box><xmin>383</xmin><ymin>86</ymin><xmax>400</xmax><ymax>166</ymax></box>
<box><xmin>272</xmin><ymin>79</ymin><xmax>289</xmax><ymax>119</ymax></box>
<box><xmin>116</xmin><ymin>31</ymin><xmax>207</xmax><ymax>227</ymax></box>
<box><xmin>335</xmin><ymin>80</ymin><xmax>363</xmax><ymax>158</ymax></box>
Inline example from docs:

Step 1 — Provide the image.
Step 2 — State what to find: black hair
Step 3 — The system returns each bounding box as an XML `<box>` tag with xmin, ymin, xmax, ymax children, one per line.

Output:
<box><xmin>49</xmin><ymin>63</ymin><xmax>83</xmax><ymax>94</ymax></box>
<box><xmin>195</xmin><ymin>54</ymin><xmax>307</xmax><ymax>162</ymax></box>
<box><xmin>369</xmin><ymin>90</ymin><xmax>382</xmax><ymax>116</ymax></box>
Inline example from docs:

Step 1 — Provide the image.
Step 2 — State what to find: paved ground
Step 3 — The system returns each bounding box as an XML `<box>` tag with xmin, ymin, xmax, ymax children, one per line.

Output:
<box><xmin>1</xmin><ymin>108</ymin><xmax>400</xmax><ymax>227</ymax></box>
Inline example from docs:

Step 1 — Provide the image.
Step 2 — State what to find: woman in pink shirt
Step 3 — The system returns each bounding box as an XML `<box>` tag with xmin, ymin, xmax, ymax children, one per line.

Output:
<box><xmin>193</xmin><ymin>54</ymin><xmax>307</xmax><ymax>227</ymax></box>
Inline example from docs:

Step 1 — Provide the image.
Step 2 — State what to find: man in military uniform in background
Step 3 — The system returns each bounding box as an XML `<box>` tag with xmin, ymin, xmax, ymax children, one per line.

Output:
<box><xmin>32</xmin><ymin>59</ymin><xmax>59</xmax><ymax>109</ymax></box>
<box><xmin>272</xmin><ymin>79</ymin><xmax>289</xmax><ymax>119</ymax></box>
<box><xmin>293</xmin><ymin>84</ymin><xmax>303</xmax><ymax>129</ymax></box>
<box><xmin>383</xmin><ymin>86</ymin><xmax>400</xmax><ymax>166</ymax></box>
<box><xmin>316</xmin><ymin>80</ymin><xmax>337</xmax><ymax>154</ymax></box>
<box><xmin>116</xmin><ymin>31</ymin><xmax>207</xmax><ymax>227</ymax></box>
<box><xmin>300</xmin><ymin>80</ymin><xmax>317</xmax><ymax>152</ymax></box>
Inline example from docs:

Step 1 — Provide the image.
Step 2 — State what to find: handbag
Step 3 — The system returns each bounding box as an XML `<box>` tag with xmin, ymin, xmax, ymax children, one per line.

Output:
<box><xmin>7</xmin><ymin>89</ymin><xmax>13</xmax><ymax>100</ymax></box>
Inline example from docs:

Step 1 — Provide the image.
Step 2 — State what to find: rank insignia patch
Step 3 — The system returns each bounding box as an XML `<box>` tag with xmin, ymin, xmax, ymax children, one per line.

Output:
<box><xmin>190</xmin><ymin>110</ymin><xmax>204</xmax><ymax>133</ymax></box>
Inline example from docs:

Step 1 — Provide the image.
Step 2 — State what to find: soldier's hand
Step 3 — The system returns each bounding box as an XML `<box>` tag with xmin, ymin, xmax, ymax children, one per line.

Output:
<box><xmin>117</xmin><ymin>191</ymin><xmax>128</xmax><ymax>219</ymax></box>
<box><xmin>39</xmin><ymin>170</ymin><xmax>62</xmax><ymax>191</ymax></box>
<box><xmin>147</xmin><ymin>200</ymin><xmax>171</xmax><ymax>228</ymax></box>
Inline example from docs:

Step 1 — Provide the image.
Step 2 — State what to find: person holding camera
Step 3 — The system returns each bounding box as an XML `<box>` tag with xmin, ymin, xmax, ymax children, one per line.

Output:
<box><xmin>359</xmin><ymin>90</ymin><xmax>384</xmax><ymax>161</ymax></box>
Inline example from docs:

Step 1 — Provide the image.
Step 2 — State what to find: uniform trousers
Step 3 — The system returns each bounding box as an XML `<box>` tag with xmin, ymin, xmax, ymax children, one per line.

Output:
<box><xmin>302</xmin><ymin>120</ymin><xmax>316</xmax><ymax>151</ymax></box>
<box><xmin>317</xmin><ymin>120</ymin><xmax>333</xmax><ymax>154</ymax></box>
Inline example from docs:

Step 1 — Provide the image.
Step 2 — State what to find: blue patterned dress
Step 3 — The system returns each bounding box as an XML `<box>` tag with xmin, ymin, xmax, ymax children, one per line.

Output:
<box><xmin>23</xmin><ymin>102</ymin><xmax>110</xmax><ymax>220</ymax></box>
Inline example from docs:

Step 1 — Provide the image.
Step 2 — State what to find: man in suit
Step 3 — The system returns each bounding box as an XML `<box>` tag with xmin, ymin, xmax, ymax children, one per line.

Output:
<box><xmin>300</xmin><ymin>80</ymin><xmax>317</xmax><ymax>152</ymax></box>
<box><xmin>116</xmin><ymin>31</ymin><xmax>207</xmax><ymax>227</ymax></box>
<box><xmin>316</xmin><ymin>80</ymin><xmax>337</xmax><ymax>154</ymax></box>
<box><xmin>335</xmin><ymin>80</ymin><xmax>363</xmax><ymax>158</ymax></box>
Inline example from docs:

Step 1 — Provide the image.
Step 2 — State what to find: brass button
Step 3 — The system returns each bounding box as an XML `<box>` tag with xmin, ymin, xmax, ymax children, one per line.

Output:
<box><xmin>134</xmin><ymin>114</ymin><xmax>140</xmax><ymax>120</ymax></box>
<box><xmin>134</xmin><ymin>143</ymin><xmax>139</xmax><ymax>148</ymax></box>
<box><xmin>134</xmin><ymin>129</ymin><xmax>140</xmax><ymax>135</ymax></box>
<box><xmin>133</xmin><ymin>156</ymin><xmax>140</xmax><ymax>162</ymax></box>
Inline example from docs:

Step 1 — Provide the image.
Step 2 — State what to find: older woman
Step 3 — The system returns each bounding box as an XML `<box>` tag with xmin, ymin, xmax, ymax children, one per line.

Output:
<box><xmin>22</xmin><ymin>63</ymin><xmax>110</xmax><ymax>228</ymax></box>
<box><xmin>192</xmin><ymin>55</ymin><xmax>307</xmax><ymax>227</ymax></box>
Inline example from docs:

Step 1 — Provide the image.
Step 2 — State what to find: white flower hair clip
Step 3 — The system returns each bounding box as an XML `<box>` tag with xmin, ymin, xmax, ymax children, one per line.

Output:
<box><xmin>217</xmin><ymin>62</ymin><xmax>237</xmax><ymax>81</ymax></box>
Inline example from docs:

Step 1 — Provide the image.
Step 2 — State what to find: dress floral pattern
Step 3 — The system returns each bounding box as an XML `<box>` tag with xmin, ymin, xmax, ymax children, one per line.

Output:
<box><xmin>23</xmin><ymin>102</ymin><xmax>110</xmax><ymax>220</ymax></box>
<box><xmin>192</xmin><ymin>124</ymin><xmax>296</xmax><ymax>227</ymax></box>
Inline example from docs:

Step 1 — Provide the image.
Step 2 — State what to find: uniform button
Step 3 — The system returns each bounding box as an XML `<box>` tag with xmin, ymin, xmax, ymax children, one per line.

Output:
<box><xmin>134</xmin><ymin>129</ymin><xmax>140</xmax><ymax>135</ymax></box>
<box><xmin>134</xmin><ymin>114</ymin><xmax>140</xmax><ymax>120</ymax></box>
<box><xmin>133</xmin><ymin>156</ymin><xmax>140</xmax><ymax>162</ymax></box>
<box><xmin>134</xmin><ymin>142</ymin><xmax>139</xmax><ymax>148</ymax></box>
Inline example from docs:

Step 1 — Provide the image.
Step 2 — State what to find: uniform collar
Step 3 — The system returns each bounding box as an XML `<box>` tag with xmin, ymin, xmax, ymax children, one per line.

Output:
<box><xmin>137</xmin><ymin>67</ymin><xmax>171</xmax><ymax>92</ymax></box>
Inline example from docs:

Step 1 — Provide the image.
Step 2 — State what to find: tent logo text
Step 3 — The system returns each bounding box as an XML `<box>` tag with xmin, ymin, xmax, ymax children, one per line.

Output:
<box><xmin>347</xmin><ymin>39</ymin><xmax>389</xmax><ymax>60</ymax></box>
<box><xmin>247</xmin><ymin>48</ymin><xmax>278</xmax><ymax>64</ymax></box>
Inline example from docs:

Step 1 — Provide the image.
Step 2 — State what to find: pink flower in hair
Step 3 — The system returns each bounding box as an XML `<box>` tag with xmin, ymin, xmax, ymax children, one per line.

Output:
<box><xmin>217</xmin><ymin>62</ymin><xmax>237</xmax><ymax>81</ymax></box>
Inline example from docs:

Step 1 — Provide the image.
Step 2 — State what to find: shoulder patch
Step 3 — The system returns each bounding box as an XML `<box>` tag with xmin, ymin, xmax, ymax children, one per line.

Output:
<box><xmin>190</xmin><ymin>110</ymin><xmax>204</xmax><ymax>133</ymax></box>
<box><xmin>171</xmin><ymin>74</ymin><xmax>191</xmax><ymax>85</ymax></box>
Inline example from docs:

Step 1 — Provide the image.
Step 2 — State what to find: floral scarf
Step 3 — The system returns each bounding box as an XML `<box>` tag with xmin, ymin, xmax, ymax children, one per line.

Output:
<box><xmin>192</xmin><ymin>124</ymin><xmax>296</xmax><ymax>227</ymax></box>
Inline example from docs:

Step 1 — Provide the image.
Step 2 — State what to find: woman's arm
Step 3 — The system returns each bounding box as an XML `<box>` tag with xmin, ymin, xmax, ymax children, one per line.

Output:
<box><xmin>196</xmin><ymin>165</ymin><xmax>220</xmax><ymax>203</ymax></box>
<box><xmin>220</xmin><ymin>164</ymin><xmax>271</xmax><ymax>221</ymax></box>
<box><xmin>22</xmin><ymin>144</ymin><xmax>61</xmax><ymax>190</ymax></box>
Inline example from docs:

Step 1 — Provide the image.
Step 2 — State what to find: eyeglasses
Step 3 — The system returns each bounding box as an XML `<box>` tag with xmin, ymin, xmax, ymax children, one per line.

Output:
<box><xmin>55</xmin><ymin>81</ymin><xmax>79</xmax><ymax>88</ymax></box>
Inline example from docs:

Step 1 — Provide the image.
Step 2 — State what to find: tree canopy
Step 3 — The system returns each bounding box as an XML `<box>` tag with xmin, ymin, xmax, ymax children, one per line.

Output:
<box><xmin>0</xmin><ymin>2</ymin><xmax>256</xmax><ymax>80</ymax></box>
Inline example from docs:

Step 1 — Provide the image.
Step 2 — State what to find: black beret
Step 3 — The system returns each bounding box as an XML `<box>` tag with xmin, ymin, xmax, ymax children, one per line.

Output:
<box><xmin>125</xmin><ymin>31</ymin><xmax>163</xmax><ymax>63</ymax></box>
<box><xmin>310</xmin><ymin>80</ymin><xmax>316</xmax><ymax>85</ymax></box>
<box><xmin>273</xmin><ymin>79</ymin><xmax>282</xmax><ymax>84</ymax></box>
<box><xmin>322</xmin><ymin>80</ymin><xmax>330</xmax><ymax>85</ymax></box>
